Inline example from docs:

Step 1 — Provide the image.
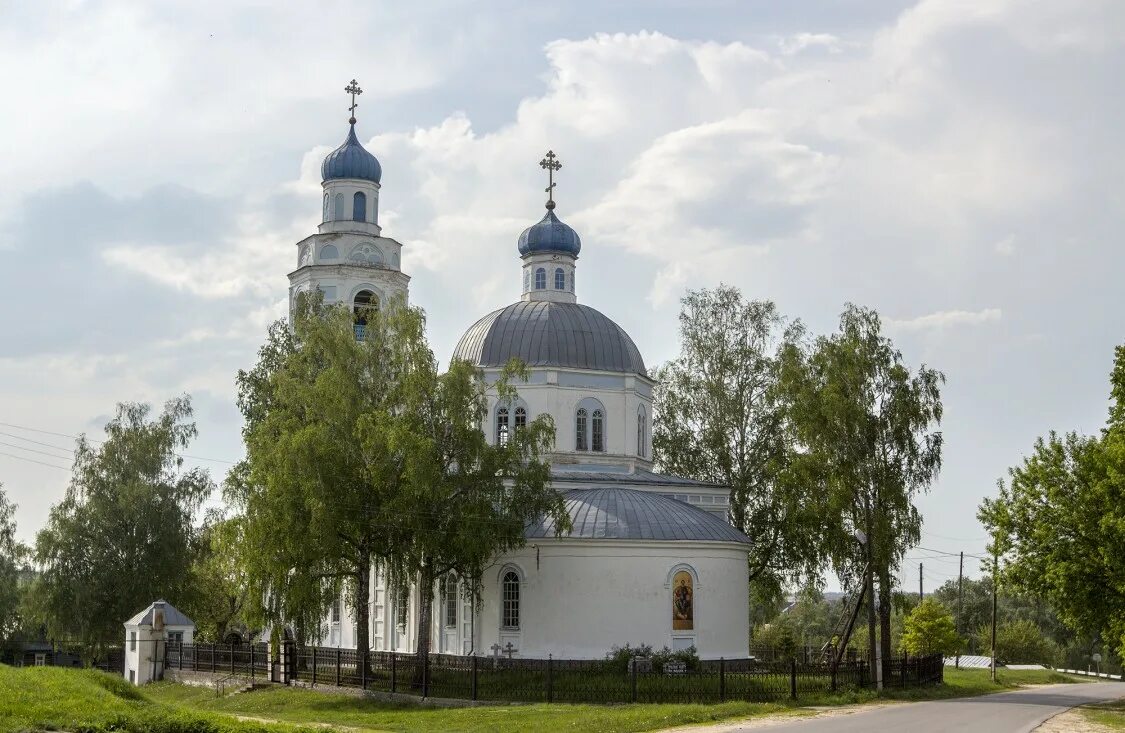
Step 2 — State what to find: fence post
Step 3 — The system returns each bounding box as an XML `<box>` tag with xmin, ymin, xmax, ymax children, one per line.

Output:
<box><xmin>361</xmin><ymin>651</ymin><xmax>367</xmax><ymax>691</ymax></box>
<box><xmin>901</xmin><ymin>652</ymin><xmax>907</xmax><ymax>688</ymax></box>
<box><xmin>631</xmin><ymin>655</ymin><xmax>638</xmax><ymax>703</ymax></box>
<box><xmin>335</xmin><ymin>648</ymin><xmax>341</xmax><ymax>687</ymax></box>
<box><xmin>250</xmin><ymin>644</ymin><xmax>255</xmax><ymax>682</ymax></box>
<box><xmin>211</xmin><ymin>643</ymin><xmax>216</xmax><ymax>674</ymax></box>
<box><xmin>391</xmin><ymin>653</ymin><xmax>397</xmax><ymax>694</ymax></box>
<box><xmin>191</xmin><ymin>643</ymin><xmax>196</xmax><ymax>672</ymax></box>
<box><xmin>719</xmin><ymin>657</ymin><xmax>726</xmax><ymax>702</ymax></box>
<box><xmin>230</xmin><ymin>642</ymin><xmax>235</xmax><ymax>675</ymax></box>
<box><xmin>471</xmin><ymin>654</ymin><xmax>478</xmax><ymax>701</ymax></box>
<box><xmin>547</xmin><ymin>654</ymin><xmax>554</xmax><ymax>703</ymax></box>
<box><xmin>423</xmin><ymin>652</ymin><xmax>430</xmax><ymax>698</ymax></box>
<box><xmin>312</xmin><ymin>648</ymin><xmax>317</xmax><ymax>686</ymax></box>
<box><xmin>831</xmin><ymin>662</ymin><xmax>837</xmax><ymax>693</ymax></box>
<box><xmin>790</xmin><ymin>658</ymin><xmax>797</xmax><ymax>700</ymax></box>
<box><xmin>178</xmin><ymin>642</ymin><xmax>183</xmax><ymax>671</ymax></box>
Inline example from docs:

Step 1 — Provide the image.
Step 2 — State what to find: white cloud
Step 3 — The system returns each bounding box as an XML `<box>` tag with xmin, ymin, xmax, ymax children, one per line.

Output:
<box><xmin>887</xmin><ymin>308</ymin><xmax>1003</xmax><ymax>332</ymax></box>
<box><xmin>778</xmin><ymin>33</ymin><xmax>844</xmax><ymax>56</ymax></box>
<box><xmin>995</xmin><ymin>235</ymin><xmax>1016</xmax><ymax>255</ymax></box>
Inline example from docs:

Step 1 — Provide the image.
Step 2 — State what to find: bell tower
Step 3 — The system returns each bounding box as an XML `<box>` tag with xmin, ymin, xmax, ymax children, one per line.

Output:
<box><xmin>288</xmin><ymin>80</ymin><xmax>409</xmax><ymax>329</ymax></box>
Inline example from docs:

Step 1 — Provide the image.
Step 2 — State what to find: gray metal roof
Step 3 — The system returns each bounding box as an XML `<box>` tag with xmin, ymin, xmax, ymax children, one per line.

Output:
<box><xmin>452</xmin><ymin>301</ymin><xmax>647</xmax><ymax>376</ymax></box>
<box><xmin>526</xmin><ymin>487</ymin><xmax>750</xmax><ymax>544</ymax></box>
<box><xmin>124</xmin><ymin>600</ymin><xmax>195</xmax><ymax>628</ymax></box>
<box><xmin>550</xmin><ymin>466</ymin><xmax>725</xmax><ymax>489</ymax></box>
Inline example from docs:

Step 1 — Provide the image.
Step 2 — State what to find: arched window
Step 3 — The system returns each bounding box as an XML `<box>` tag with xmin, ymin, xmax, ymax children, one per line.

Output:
<box><xmin>637</xmin><ymin>407</ymin><xmax>647</xmax><ymax>458</ymax></box>
<box><xmin>334</xmin><ymin>193</ymin><xmax>344</xmax><ymax>220</ymax></box>
<box><xmin>535</xmin><ymin>267</ymin><xmax>546</xmax><ymax>290</ymax></box>
<box><xmin>320</xmin><ymin>244</ymin><xmax>339</xmax><ymax>260</ymax></box>
<box><xmin>592</xmin><ymin>409</ymin><xmax>605</xmax><ymax>452</ymax></box>
<box><xmin>443</xmin><ymin>574</ymin><xmax>458</xmax><ymax>628</ymax></box>
<box><xmin>501</xmin><ymin>571</ymin><xmax>520</xmax><ymax>629</ymax></box>
<box><xmin>554</xmin><ymin>268</ymin><xmax>565</xmax><ymax>290</ymax></box>
<box><xmin>575</xmin><ymin>408</ymin><xmax>588</xmax><ymax>451</ymax></box>
<box><xmin>672</xmin><ymin>569</ymin><xmax>694</xmax><ymax>631</ymax></box>
<box><xmin>353</xmin><ymin>191</ymin><xmax>367</xmax><ymax>222</ymax></box>
<box><xmin>323</xmin><ymin>193</ymin><xmax>330</xmax><ymax>222</ymax></box>
<box><xmin>496</xmin><ymin>407</ymin><xmax>510</xmax><ymax>446</ymax></box>
<box><xmin>514</xmin><ymin>407</ymin><xmax>527</xmax><ymax>433</ymax></box>
<box><xmin>353</xmin><ymin>290</ymin><xmax>377</xmax><ymax>340</ymax></box>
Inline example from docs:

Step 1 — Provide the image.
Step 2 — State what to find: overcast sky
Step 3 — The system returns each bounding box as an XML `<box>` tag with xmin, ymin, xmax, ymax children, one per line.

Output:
<box><xmin>1</xmin><ymin>0</ymin><xmax>1122</xmax><ymax>592</ymax></box>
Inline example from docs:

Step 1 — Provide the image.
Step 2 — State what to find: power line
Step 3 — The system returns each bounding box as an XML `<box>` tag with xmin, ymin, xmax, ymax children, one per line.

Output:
<box><xmin>0</xmin><ymin>451</ymin><xmax>71</xmax><ymax>471</ymax></box>
<box><xmin>0</xmin><ymin>440</ymin><xmax>76</xmax><ymax>462</ymax></box>
<box><xmin>0</xmin><ymin>420</ymin><xmax>239</xmax><ymax>466</ymax></box>
<box><xmin>0</xmin><ymin>431</ymin><xmax>76</xmax><ymax>456</ymax></box>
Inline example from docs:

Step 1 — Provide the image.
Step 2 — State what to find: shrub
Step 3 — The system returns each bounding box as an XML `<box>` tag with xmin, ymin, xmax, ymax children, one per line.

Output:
<box><xmin>604</xmin><ymin>643</ymin><xmax>654</xmax><ymax>674</ymax></box>
<box><xmin>901</xmin><ymin>599</ymin><xmax>961</xmax><ymax>656</ymax></box>
<box><xmin>996</xmin><ymin>619</ymin><xmax>1061</xmax><ymax>665</ymax></box>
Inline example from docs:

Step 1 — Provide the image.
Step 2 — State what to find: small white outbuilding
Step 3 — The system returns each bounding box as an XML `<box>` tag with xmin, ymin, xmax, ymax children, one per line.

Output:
<box><xmin>123</xmin><ymin>600</ymin><xmax>195</xmax><ymax>685</ymax></box>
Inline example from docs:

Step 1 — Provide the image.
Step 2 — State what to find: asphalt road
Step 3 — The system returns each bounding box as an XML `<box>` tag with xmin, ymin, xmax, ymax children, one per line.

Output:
<box><xmin>715</xmin><ymin>682</ymin><xmax>1125</xmax><ymax>733</ymax></box>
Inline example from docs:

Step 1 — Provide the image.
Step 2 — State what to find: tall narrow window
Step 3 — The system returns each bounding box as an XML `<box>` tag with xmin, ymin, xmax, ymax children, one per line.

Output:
<box><xmin>535</xmin><ymin>268</ymin><xmax>546</xmax><ymax>289</ymax></box>
<box><xmin>575</xmin><ymin>408</ymin><xmax>588</xmax><ymax>451</ymax></box>
<box><xmin>592</xmin><ymin>410</ymin><xmax>605</xmax><ymax>452</ymax></box>
<box><xmin>570</xmin><ymin>270</ymin><xmax>576</xmax><ymax>292</ymax></box>
<box><xmin>353</xmin><ymin>290</ymin><xmax>377</xmax><ymax>341</ymax></box>
<box><xmin>554</xmin><ymin>268</ymin><xmax>565</xmax><ymax>290</ymax></box>
<box><xmin>514</xmin><ymin>407</ymin><xmax>527</xmax><ymax>434</ymax></box>
<box><xmin>444</xmin><ymin>574</ymin><xmax>458</xmax><ymax>628</ymax></box>
<box><xmin>502</xmin><ymin>571</ymin><xmax>520</xmax><ymax>629</ymax></box>
<box><xmin>334</xmin><ymin>193</ymin><xmax>344</xmax><ymax>220</ymax></box>
<box><xmin>496</xmin><ymin>407</ymin><xmax>510</xmax><ymax>446</ymax></box>
<box><xmin>353</xmin><ymin>191</ymin><xmax>367</xmax><ymax>222</ymax></box>
<box><xmin>396</xmin><ymin>586</ymin><xmax>408</xmax><ymax>632</ymax></box>
<box><xmin>323</xmin><ymin>193</ymin><xmax>330</xmax><ymax>222</ymax></box>
<box><xmin>637</xmin><ymin>407</ymin><xmax>647</xmax><ymax>457</ymax></box>
<box><xmin>331</xmin><ymin>597</ymin><xmax>341</xmax><ymax>623</ymax></box>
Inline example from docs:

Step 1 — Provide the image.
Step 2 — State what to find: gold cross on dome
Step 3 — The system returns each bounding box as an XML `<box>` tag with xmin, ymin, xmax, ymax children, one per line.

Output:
<box><xmin>539</xmin><ymin>150</ymin><xmax>562</xmax><ymax>209</ymax></box>
<box><xmin>345</xmin><ymin>79</ymin><xmax>363</xmax><ymax>123</ymax></box>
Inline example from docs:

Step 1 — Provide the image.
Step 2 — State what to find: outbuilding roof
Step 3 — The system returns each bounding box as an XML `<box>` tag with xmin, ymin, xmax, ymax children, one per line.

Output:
<box><xmin>124</xmin><ymin>600</ymin><xmax>195</xmax><ymax>628</ymax></box>
<box><xmin>525</xmin><ymin>487</ymin><xmax>750</xmax><ymax>544</ymax></box>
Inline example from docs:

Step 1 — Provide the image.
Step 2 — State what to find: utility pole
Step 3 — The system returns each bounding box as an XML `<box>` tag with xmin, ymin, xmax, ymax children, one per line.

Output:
<box><xmin>990</xmin><ymin>548</ymin><xmax>998</xmax><ymax>682</ymax></box>
<box><xmin>919</xmin><ymin>562</ymin><xmax>923</xmax><ymax>602</ymax></box>
<box><xmin>956</xmin><ymin>551</ymin><xmax>964</xmax><ymax>668</ymax></box>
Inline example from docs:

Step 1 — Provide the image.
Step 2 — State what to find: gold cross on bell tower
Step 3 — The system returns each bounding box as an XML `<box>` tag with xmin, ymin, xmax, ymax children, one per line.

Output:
<box><xmin>539</xmin><ymin>150</ymin><xmax>562</xmax><ymax>210</ymax></box>
<box><xmin>345</xmin><ymin>79</ymin><xmax>363</xmax><ymax>124</ymax></box>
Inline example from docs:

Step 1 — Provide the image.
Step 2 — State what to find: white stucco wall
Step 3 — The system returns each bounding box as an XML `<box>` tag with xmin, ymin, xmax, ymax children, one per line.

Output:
<box><xmin>474</xmin><ymin>540</ymin><xmax>749</xmax><ymax>659</ymax></box>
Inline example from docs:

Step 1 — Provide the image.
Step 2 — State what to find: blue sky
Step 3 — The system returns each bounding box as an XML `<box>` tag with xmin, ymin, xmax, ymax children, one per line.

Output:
<box><xmin>1</xmin><ymin>0</ymin><xmax>1122</xmax><ymax>592</ymax></box>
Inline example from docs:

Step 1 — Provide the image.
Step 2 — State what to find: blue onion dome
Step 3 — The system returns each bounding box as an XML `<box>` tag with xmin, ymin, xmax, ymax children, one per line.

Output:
<box><xmin>517</xmin><ymin>207</ymin><xmax>582</xmax><ymax>257</ymax></box>
<box><xmin>321</xmin><ymin>124</ymin><xmax>382</xmax><ymax>184</ymax></box>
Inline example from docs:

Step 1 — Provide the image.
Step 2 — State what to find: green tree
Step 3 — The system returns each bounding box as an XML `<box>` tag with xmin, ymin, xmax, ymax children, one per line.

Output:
<box><xmin>901</xmin><ymin>599</ymin><xmax>960</xmax><ymax>657</ymax></box>
<box><xmin>994</xmin><ymin>619</ymin><xmax>1060</xmax><ymax>665</ymax></box>
<box><xmin>30</xmin><ymin>398</ymin><xmax>212</xmax><ymax>656</ymax></box>
<box><xmin>231</xmin><ymin>296</ymin><xmax>413</xmax><ymax>674</ymax></box>
<box><xmin>653</xmin><ymin>287</ymin><xmax>820</xmax><ymax>585</ymax></box>
<box><xmin>182</xmin><ymin>511</ymin><xmax>249</xmax><ymax>642</ymax></box>
<box><xmin>780</xmin><ymin>304</ymin><xmax>944</xmax><ymax>678</ymax></box>
<box><xmin>980</xmin><ymin>345</ymin><xmax>1125</xmax><ymax>660</ymax></box>
<box><xmin>387</xmin><ymin>353</ymin><xmax>568</xmax><ymax>673</ymax></box>
<box><xmin>0</xmin><ymin>484</ymin><xmax>29</xmax><ymax>644</ymax></box>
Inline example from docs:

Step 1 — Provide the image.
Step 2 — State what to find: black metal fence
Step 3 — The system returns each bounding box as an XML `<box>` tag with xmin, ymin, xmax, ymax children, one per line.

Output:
<box><xmin>166</xmin><ymin>643</ymin><xmax>943</xmax><ymax>703</ymax></box>
<box><xmin>0</xmin><ymin>645</ymin><xmax>124</xmax><ymax>674</ymax></box>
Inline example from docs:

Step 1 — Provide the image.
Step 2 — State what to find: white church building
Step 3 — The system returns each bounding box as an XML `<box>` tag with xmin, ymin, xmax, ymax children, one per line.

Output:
<box><xmin>289</xmin><ymin>86</ymin><xmax>751</xmax><ymax>660</ymax></box>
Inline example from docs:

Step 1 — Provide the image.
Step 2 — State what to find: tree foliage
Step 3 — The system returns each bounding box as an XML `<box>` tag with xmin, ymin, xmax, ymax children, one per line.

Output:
<box><xmin>0</xmin><ymin>484</ymin><xmax>28</xmax><ymax>644</ymax></box>
<box><xmin>780</xmin><ymin>304</ymin><xmax>944</xmax><ymax>671</ymax></box>
<box><xmin>980</xmin><ymin>345</ymin><xmax>1125</xmax><ymax>659</ymax></box>
<box><xmin>181</xmin><ymin>511</ymin><xmax>249</xmax><ymax>642</ymax></box>
<box><xmin>29</xmin><ymin>398</ymin><xmax>211</xmax><ymax>654</ymax></box>
<box><xmin>653</xmin><ymin>287</ymin><xmax>819</xmax><ymax>584</ymax></box>
<box><xmin>901</xmin><ymin>599</ymin><xmax>960</xmax><ymax>657</ymax></box>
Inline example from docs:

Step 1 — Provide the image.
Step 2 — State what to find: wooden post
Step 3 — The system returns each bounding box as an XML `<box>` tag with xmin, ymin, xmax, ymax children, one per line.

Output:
<box><xmin>335</xmin><ymin>648</ymin><xmax>341</xmax><ymax>687</ymax></box>
<box><xmin>719</xmin><ymin>657</ymin><xmax>726</xmax><ymax>702</ymax></box>
<box><xmin>790</xmin><ymin>658</ymin><xmax>797</xmax><ymax>700</ymax></box>
<box><xmin>471</xmin><ymin>654</ymin><xmax>478</xmax><ymax>701</ymax></box>
<box><xmin>391</xmin><ymin>653</ymin><xmax>397</xmax><ymax>694</ymax></box>
<box><xmin>956</xmin><ymin>551</ymin><xmax>964</xmax><ymax>668</ymax></box>
<box><xmin>547</xmin><ymin>654</ymin><xmax>554</xmax><ymax>703</ymax></box>
<box><xmin>991</xmin><ymin>549</ymin><xmax>998</xmax><ymax>682</ymax></box>
<box><xmin>631</xmin><ymin>655</ymin><xmax>638</xmax><ymax>703</ymax></box>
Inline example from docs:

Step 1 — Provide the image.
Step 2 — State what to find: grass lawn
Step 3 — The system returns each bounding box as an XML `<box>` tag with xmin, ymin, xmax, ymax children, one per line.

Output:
<box><xmin>0</xmin><ymin>663</ymin><xmax>1093</xmax><ymax>733</ymax></box>
<box><xmin>1083</xmin><ymin>697</ymin><xmax>1125</xmax><ymax>730</ymax></box>
<box><xmin>146</xmin><ymin>683</ymin><xmax>804</xmax><ymax>733</ymax></box>
<box><xmin>0</xmin><ymin>664</ymin><xmax>319</xmax><ymax>733</ymax></box>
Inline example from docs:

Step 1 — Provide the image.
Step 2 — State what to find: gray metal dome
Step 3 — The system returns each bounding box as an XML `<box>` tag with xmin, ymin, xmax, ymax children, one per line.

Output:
<box><xmin>526</xmin><ymin>488</ymin><xmax>750</xmax><ymax>544</ymax></box>
<box><xmin>452</xmin><ymin>301</ymin><xmax>647</xmax><ymax>376</ymax></box>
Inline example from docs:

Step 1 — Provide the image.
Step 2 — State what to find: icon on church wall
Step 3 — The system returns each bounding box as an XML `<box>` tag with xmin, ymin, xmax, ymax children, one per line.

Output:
<box><xmin>672</xmin><ymin>571</ymin><xmax>693</xmax><ymax>630</ymax></box>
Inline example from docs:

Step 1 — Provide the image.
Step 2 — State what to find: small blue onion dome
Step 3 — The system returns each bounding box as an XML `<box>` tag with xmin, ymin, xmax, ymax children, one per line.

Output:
<box><xmin>321</xmin><ymin>124</ymin><xmax>382</xmax><ymax>184</ymax></box>
<box><xmin>517</xmin><ymin>208</ymin><xmax>582</xmax><ymax>257</ymax></box>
